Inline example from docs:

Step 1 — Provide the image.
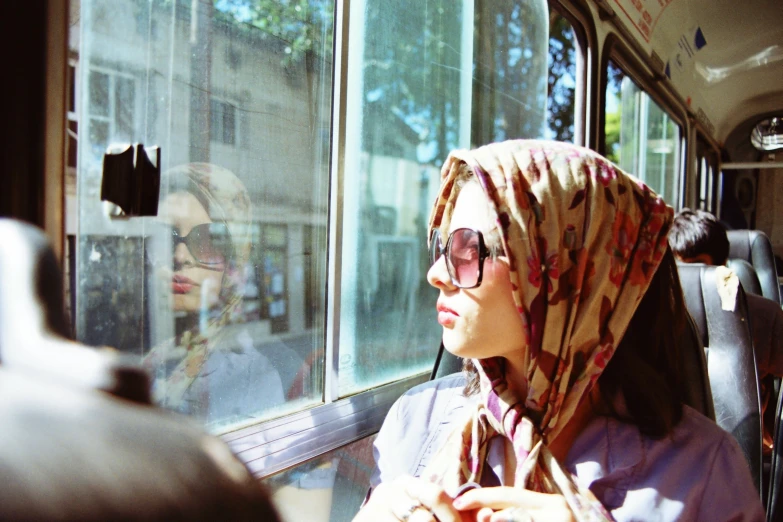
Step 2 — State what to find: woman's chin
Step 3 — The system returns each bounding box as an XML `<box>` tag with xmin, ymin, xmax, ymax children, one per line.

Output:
<box><xmin>441</xmin><ymin>334</ymin><xmax>479</xmax><ymax>360</ymax></box>
<box><xmin>173</xmin><ymin>294</ymin><xmax>202</xmax><ymax>313</ymax></box>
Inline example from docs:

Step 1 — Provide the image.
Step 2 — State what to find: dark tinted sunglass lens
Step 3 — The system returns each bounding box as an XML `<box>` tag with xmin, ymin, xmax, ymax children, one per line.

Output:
<box><xmin>448</xmin><ymin>228</ymin><xmax>481</xmax><ymax>287</ymax></box>
<box><xmin>189</xmin><ymin>223</ymin><xmax>229</xmax><ymax>265</ymax></box>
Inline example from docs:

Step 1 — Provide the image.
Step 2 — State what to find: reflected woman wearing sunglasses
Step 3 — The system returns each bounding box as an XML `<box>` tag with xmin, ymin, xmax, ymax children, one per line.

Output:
<box><xmin>162</xmin><ymin>191</ymin><xmax>231</xmax><ymax>315</ymax></box>
<box><xmin>144</xmin><ymin>163</ymin><xmax>287</xmax><ymax>427</ymax></box>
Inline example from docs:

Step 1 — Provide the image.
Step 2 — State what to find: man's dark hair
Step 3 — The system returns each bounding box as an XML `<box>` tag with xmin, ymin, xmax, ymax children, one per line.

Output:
<box><xmin>668</xmin><ymin>209</ymin><xmax>730</xmax><ymax>265</ymax></box>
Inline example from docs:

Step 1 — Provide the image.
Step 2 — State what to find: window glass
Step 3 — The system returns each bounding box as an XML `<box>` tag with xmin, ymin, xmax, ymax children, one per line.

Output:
<box><xmin>73</xmin><ymin>0</ymin><xmax>333</xmax><ymax>432</ymax></box>
<box><xmin>264</xmin><ymin>435</ymin><xmax>377</xmax><ymax>522</ymax></box>
<box><xmin>337</xmin><ymin>0</ymin><xmax>549</xmax><ymax>395</ymax></box>
<box><xmin>546</xmin><ymin>10</ymin><xmax>578</xmax><ymax>142</ymax></box>
<box><xmin>699</xmin><ymin>157</ymin><xmax>708</xmax><ymax>210</ymax></box>
<box><xmin>604</xmin><ymin>60</ymin><xmax>681</xmax><ymax>206</ymax></box>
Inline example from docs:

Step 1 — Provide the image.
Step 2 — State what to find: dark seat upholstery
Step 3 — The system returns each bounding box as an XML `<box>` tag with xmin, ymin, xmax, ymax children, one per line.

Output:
<box><xmin>728</xmin><ymin>230</ymin><xmax>781</xmax><ymax>305</ymax></box>
<box><xmin>677</xmin><ymin>263</ymin><xmax>763</xmax><ymax>492</ymax></box>
<box><xmin>729</xmin><ymin>258</ymin><xmax>764</xmax><ymax>298</ymax></box>
<box><xmin>0</xmin><ymin>219</ymin><xmax>279</xmax><ymax>521</ymax></box>
<box><xmin>768</xmin><ymin>384</ymin><xmax>783</xmax><ymax>521</ymax></box>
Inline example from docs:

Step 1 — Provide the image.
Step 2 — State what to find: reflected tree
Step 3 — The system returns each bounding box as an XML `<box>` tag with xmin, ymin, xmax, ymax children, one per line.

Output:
<box><xmin>547</xmin><ymin>10</ymin><xmax>576</xmax><ymax>142</ymax></box>
<box><xmin>214</xmin><ymin>0</ymin><xmax>334</xmax><ymax>68</ymax></box>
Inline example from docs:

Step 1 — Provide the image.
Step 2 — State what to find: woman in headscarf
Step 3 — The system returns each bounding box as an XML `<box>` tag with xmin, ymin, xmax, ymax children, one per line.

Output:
<box><xmin>354</xmin><ymin>141</ymin><xmax>763</xmax><ymax>521</ymax></box>
<box><xmin>144</xmin><ymin>163</ymin><xmax>288</xmax><ymax>427</ymax></box>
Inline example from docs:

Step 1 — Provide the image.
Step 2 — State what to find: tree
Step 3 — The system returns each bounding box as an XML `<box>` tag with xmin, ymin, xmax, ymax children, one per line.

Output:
<box><xmin>605</xmin><ymin>109</ymin><xmax>621</xmax><ymax>163</ymax></box>
<box><xmin>547</xmin><ymin>10</ymin><xmax>575</xmax><ymax>142</ymax></box>
<box><xmin>214</xmin><ymin>0</ymin><xmax>333</xmax><ymax>69</ymax></box>
<box><xmin>213</xmin><ymin>0</ymin><xmax>578</xmax><ymax>162</ymax></box>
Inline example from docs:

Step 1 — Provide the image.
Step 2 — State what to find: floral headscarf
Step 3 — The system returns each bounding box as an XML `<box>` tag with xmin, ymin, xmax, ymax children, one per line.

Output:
<box><xmin>145</xmin><ymin>163</ymin><xmax>254</xmax><ymax>408</ymax></box>
<box><xmin>424</xmin><ymin>140</ymin><xmax>673</xmax><ymax>519</ymax></box>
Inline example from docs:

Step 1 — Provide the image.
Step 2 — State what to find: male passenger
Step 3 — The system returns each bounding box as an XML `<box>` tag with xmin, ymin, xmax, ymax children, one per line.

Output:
<box><xmin>669</xmin><ymin>209</ymin><xmax>783</xmax><ymax>450</ymax></box>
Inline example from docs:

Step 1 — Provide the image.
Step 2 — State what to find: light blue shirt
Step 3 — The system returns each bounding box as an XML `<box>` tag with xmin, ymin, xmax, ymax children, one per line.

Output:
<box><xmin>372</xmin><ymin>373</ymin><xmax>765</xmax><ymax>522</ymax></box>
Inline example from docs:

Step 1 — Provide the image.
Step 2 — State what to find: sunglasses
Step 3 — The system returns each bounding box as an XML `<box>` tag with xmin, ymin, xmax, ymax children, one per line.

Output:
<box><xmin>170</xmin><ymin>223</ymin><xmax>232</xmax><ymax>267</ymax></box>
<box><xmin>430</xmin><ymin>228</ymin><xmax>491</xmax><ymax>289</ymax></box>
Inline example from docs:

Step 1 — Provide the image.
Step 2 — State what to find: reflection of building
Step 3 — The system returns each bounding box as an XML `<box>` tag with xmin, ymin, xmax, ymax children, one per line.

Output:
<box><xmin>68</xmin><ymin>0</ymin><xmax>333</xmax><ymax>347</ymax></box>
<box><xmin>67</xmin><ymin>0</ymin><xmax>443</xmax><ymax>352</ymax></box>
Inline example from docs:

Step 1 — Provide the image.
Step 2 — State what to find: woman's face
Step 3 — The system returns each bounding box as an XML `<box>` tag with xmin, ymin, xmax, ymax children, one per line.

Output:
<box><xmin>158</xmin><ymin>191</ymin><xmax>225</xmax><ymax>313</ymax></box>
<box><xmin>427</xmin><ymin>182</ymin><xmax>527</xmax><ymax>360</ymax></box>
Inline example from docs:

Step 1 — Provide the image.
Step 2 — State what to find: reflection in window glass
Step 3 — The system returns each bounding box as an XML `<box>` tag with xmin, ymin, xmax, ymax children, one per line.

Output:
<box><xmin>264</xmin><ymin>435</ymin><xmax>377</xmax><ymax>522</ymax></box>
<box><xmin>338</xmin><ymin>0</ymin><xmax>549</xmax><ymax>395</ymax></box>
<box><xmin>604</xmin><ymin>60</ymin><xmax>681</xmax><ymax>206</ymax></box>
<box><xmin>74</xmin><ymin>0</ymin><xmax>333</xmax><ymax>432</ymax></box>
<box><xmin>546</xmin><ymin>10</ymin><xmax>577</xmax><ymax>142</ymax></box>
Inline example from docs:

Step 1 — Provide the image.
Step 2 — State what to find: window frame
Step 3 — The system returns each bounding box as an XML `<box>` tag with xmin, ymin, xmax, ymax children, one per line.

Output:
<box><xmin>695</xmin><ymin>134</ymin><xmax>721</xmax><ymax>216</ymax></box>
<box><xmin>65</xmin><ymin>0</ymin><xmax>593</xmax><ymax>482</ymax></box>
<box><xmin>549</xmin><ymin>0</ymin><xmax>595</xmax><ymax>149</ymax></box>
<box><xmin>599</xmin><ymin>36</ymin><xmax>687</xmax><ymax>209</ymax></box>
<box><xmin>221</xmin><ymin>0</ymin><xmax>596</xmax><ymax>479</ymax></box>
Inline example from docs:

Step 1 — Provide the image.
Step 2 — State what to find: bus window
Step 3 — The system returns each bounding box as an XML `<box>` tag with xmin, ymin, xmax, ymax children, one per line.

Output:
<box><xmin>71</xmin><ymin>0</ymin><xmax>334</xmax><ymax>432</ymax></box>
<box><xmin>265</xmin><ymin>435</ymin><xmax>377</xmax><ymax>522</ymax></box>
<box><xmin>546</xmin><ymin>9</ymin><xmax>578</xmax><ymax>142</ymax></box>
<box><xmin>337</xmin><ymin>0</ymin><xmax>549</xmax><ymax>396</ymax></box>
<box><xmin>604</xmin><ymin>61</ymin><xmax>681</xmax><ymax>207</ymax></box>
<box><xmin>696</xmin><ymin>137</ymin><xmax>720</xmax><ymax>215</ymax></box>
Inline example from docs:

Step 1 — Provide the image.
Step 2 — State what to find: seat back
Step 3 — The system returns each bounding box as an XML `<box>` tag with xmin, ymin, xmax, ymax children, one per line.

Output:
<box><xmin>728</xmin><ymin>229</ymin><xmax>781</xmax><ymax>305</ymax></box>
<box><xmin>677</xmin><ymin>263</ymin><xmax>763</xmax><ymax>492</ymax></box>
<box><xmin>431</xmin><ymin>341</ymin><xmax>463</xmax><ymax>380</ymax></box>
<box><xmin>768</xmin><ymin>384</ymin><xmax>783</xmax><ymax>521</ymax></box>
<box><xmin>0</xmin><ymin>219</ymin><xmax>278</xmax><ymax>521</ymax></box>
<box><xmin>728</xmin><ymin>258</ymin><xmax>764</xmax><ymax>298</ymax></box>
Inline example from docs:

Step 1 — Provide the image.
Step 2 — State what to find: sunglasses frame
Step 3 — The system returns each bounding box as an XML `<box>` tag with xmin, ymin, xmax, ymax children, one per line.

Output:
<box><xmin>430</xmin><ymin>227</ymin><xmax>491</xmax><ymax>289</ymax></box>
<box><xmin>171</xmin><ymin>222</ymin><xmax>232</xmax><ymax>267</ymax></box>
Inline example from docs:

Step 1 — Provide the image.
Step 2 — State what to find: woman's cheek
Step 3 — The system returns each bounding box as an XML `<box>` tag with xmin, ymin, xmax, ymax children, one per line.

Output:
<box><xmin>201</xmin><ymin>272</ymin><xmax>224</xmax><ymax>306</ymax></box>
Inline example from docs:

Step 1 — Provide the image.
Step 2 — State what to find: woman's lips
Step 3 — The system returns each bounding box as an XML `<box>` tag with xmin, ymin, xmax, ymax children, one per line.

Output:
<box><xmin>437</xmin><ymin>302</ymin><xmax>459</xmax><ymax>326</ymax></box>
<box><xmin>172</xmin><ymin>274</ymin><xmax>197</xmax><ymax>294</ymax></box>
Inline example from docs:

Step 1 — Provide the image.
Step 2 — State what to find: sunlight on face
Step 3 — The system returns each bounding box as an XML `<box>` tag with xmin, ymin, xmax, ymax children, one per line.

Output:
<box><xmin>158</xmin><ymin>192</ymin><xmax>225</xmax><ymax>313</ymax></box>
<box><xmin>426</xmin><ymin>182</ymin><xmax>527</xmax><ymax>361</ymax></box>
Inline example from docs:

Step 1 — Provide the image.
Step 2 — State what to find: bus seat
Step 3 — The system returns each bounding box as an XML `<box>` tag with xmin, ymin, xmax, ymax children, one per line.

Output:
<box><xmin>431</xmin><ymin>341</ymin><xmax>462</xmax><ymax>380</ymax></box>
<box><xmin>727</xmin><ymin>230</ymin><xmax>781</xmax><ymax>305</ymax></box>
<box><xmin>767</xmin><ymin>384</ymin><xmax>783</xmax><ymax>521</ymax></box>
<box><xmin>0</xmin><ymin>219</ymin><xmax>279</xmax><ymax>521</ymax></box>
<box><xmin>677</xmin><ymin>263</ymin><xmax>763</xmax><ymax>492</ymax></box>
<box><xmin>729</xmin><ymin>258</ymin><xmax>764</xmax><ymax>298</ymax></box>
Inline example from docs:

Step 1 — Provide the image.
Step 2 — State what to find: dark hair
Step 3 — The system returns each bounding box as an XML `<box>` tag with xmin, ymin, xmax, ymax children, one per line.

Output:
<box><xmin>462</xmin><ymin>248</ymin><xmax>687</xmax><ymax>438</ymax></box>
<box><xmin>597</xmin><ymin>248</ymin><xmax>686</xmax><ymax>437</ymax></box>
<box><xmin>668</xmin><ymin>209</ymin><xmax>729</xmax><ymax>265</ymax></box>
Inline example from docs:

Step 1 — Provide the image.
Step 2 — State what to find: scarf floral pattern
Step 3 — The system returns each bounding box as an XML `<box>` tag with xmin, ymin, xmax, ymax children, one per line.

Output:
<box><xmin>425</xmin><ymin>140</ymin><xmax>673</xmax><ymax>520</ymax></box>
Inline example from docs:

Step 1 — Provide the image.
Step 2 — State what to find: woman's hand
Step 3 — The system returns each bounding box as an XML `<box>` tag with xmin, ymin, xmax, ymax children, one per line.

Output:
<box><xmin>452</xmin><ymin>487</ymin><xmax>575</xmax><ymax>522</ymax></box>
<box><xmin>353</xmin><ymin>475</ymin><xmax>475</xmax><ymax>522</ymax></box>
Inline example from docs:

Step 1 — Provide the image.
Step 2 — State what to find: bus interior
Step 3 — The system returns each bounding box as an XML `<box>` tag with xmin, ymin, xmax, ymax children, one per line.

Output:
<box><xmin>3</xmin><ymin>0</ymin><xmax>783</xmax><ymax>520</ymax></box>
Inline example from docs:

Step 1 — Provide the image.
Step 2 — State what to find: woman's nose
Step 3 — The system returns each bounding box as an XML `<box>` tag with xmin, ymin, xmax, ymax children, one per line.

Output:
<box><xmin>173</xmin><ymin>242</ymin><xmax>195</xmax><ymax>266</ymax></box>
<box><xmin>427</xmin><ymin>255</ymin><xmax>456</xmax><ymax>290</ymax></box>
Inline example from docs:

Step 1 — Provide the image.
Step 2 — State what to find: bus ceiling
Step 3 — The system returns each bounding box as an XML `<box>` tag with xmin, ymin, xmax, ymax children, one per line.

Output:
<box><xmin>597</xmin><ymin>0</ymin><xmax>783</xmax><ymax>145</ymax></box>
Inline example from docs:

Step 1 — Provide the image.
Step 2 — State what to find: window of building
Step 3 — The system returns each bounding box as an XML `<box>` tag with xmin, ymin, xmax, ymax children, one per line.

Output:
<box><xmin>210</xmin><ymin>98</ymin><xmax>237</xmax><ymax>146</ymax></box>
<box><xmin>86</xmin><ymin>69</ymin><xmax>136</xmax><ymax>162</ymax></box>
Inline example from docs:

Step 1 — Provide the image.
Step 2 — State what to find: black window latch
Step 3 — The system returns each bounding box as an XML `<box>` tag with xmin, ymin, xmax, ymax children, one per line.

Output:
<box><xmin>100</xmin><ymin>143</ymin><xmax>161</xmax><ymax>218</ymax></box>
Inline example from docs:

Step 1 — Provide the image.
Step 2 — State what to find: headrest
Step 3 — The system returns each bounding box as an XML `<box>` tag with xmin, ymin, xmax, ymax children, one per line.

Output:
<box><xmin>727</xmin><ymin>258</ymin><xmax>763</xmax><ymax>297</ymax></box>
<box><xmin>0</xmin><ymin>219</ymin><xmax>279</xmax><ymax>520</ymax></box>
<box><xmin>677</xmin><ymin>263</ymin><xmax>709</xmax><ymax>346</ymax></box>
<box><xmin>727</xmin><ymin>229</ymin><xmax>780</xmax><ymax>305</ymax></box>
<box><xmin>0</xmin><ymin>219</ymin><xmax>150</xmax><ymax>403</ymax></box>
